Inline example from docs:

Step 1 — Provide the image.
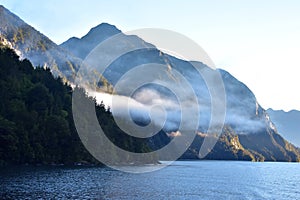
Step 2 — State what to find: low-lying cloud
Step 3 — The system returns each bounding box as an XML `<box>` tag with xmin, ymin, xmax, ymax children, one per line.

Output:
<box><xmin>88</xmin><ymin>85</ymin><xmax>265</xmax><ymax>136</ymax></box>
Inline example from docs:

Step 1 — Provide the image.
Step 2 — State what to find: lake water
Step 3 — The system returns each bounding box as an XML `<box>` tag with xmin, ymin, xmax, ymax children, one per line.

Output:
<box><xmin>0</xmin><ymin>161</ymin><xmax>299</xmax><ymax>199</ymax></box>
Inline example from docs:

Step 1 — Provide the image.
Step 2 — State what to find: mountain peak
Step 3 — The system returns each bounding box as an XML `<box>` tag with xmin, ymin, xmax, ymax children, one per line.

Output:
<box><xmin>90</xmin><ymin>22</ymin><xmax>120</xmax><ymax>32</ymax></box>
<box><xmin>60</xmin><ymin>22</ymin><xmax>122</xmax><ymax>59</ymax></box>
<box><xmin>82</xmin><ymin>22</ymin><xmax>121</xmax><ymax>40</ymax></box>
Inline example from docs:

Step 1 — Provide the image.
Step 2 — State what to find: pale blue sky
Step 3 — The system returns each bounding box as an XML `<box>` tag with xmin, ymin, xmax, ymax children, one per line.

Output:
<box><xmin>1</xmin><ymin>0</ymin><xmax>300</xmax><ymax>111</ymax></box>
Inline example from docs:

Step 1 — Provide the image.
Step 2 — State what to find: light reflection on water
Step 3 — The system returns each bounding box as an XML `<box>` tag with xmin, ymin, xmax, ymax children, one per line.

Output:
<box><xmin>0</xmin><ymin>161</ymin><xmax>299</xmax><ymax>200</ymax></box>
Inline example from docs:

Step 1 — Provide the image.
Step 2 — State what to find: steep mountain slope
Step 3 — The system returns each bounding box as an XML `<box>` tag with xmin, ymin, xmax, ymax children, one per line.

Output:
<box><xmin>172</xmin><ymin>122</ymin><xmax>300</xmax><ymax>162</ymax></box>
<box><xmin>267</xmin><ymin>108</ymin><xmax>300</xmax><ymax>147</ymax></box>
<box><xmin>61</xmin><ymin>23</ymin><xmax>263</xmax><ymax>133</ymax></box>
<box><xmin>0</xmin><ymin>5</ymin><xmax>81</xmax><ymax>80</ymax></box>
<box><xmin>62</xmin><ymin>23</ymin><xmax>300</xmax><ymax>161</ymax></box>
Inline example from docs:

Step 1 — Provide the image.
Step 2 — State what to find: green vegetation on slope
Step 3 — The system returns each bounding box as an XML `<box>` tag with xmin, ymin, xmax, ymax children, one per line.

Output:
<box><xmin>0</xmin><ymin>45</ymin><xmax>155</xmax><ymax>166</ymax></box>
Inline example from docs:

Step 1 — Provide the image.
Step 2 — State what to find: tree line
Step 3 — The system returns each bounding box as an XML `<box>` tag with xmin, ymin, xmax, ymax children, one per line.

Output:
<box><xmin>0</xmin><ymin>44</ymin><xmax>155</xmax><ymax>166</ymax></box>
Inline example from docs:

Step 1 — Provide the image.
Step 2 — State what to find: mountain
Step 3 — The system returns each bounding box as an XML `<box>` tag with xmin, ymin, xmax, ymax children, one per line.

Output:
<box><xmin>154</xmin><ymin>123</ymin><xmax>300</xmax><ymax>162</ymax></box>
<box><xmin>60</xmin><ymin>23</ymin><xmax>122</xmax><ymax>59</ymax></box>
<box><xmin>62</xmin><ymin>23</ymin><xmax>300</xmax><ymax>162</ymax></box>
<box><xmin>0</xmin><ymin>5</ymin><xmax>81</xmax><ymax>80</ymax></box>
<box><xmin>267</xmin><ymin>108</ymin><xmax>300</xmax><ymax>147</ymax></box>
<box><xmin>0</xmin><ymin>5</ymin><xmax>299</xmax><ymax>162</ymax></box>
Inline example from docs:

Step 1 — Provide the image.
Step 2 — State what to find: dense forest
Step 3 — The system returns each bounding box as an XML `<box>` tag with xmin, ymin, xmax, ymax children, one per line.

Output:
<box><xmin>0</xmin><ymin>44</ymin><xmax>155</xmax><ymax>166</ymax></box>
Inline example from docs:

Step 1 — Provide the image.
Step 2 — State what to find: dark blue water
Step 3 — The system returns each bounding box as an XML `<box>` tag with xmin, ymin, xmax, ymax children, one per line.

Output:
<box><xmin>1</xmin><ymin>161</ymin><xmax>299</xmax><ymax>199</ymax></box>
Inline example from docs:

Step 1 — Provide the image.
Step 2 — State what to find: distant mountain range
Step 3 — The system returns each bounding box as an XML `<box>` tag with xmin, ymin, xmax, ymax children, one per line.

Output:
<box><xmin>0</xmin><ymin>5</ymin><xmax>299</xmax><ymax>162</ymax></box>
<box><xmin>267</xmin><ymin>109</ymin><xmax>300</xmax><ymax>147</ymax></box>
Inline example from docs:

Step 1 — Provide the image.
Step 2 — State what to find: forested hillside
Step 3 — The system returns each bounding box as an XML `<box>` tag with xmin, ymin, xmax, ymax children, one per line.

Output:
<box><xmin>0</xmin><ymin>45</ymin><xmax>153</xmax><ymax>166</ymax></box>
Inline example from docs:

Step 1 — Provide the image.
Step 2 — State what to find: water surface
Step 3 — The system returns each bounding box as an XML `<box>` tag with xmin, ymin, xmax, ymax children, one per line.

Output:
<box><xmin>1</xmin><ymin>161</ymin><xmax>299</xmax><ymax>199</ymax></box>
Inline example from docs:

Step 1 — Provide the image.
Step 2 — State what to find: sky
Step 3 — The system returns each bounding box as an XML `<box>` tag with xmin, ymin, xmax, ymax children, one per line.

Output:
<box><xmin>1</xmin><ymin>0</ymin><xmax>300</xmax><ymax>111</ymax></box>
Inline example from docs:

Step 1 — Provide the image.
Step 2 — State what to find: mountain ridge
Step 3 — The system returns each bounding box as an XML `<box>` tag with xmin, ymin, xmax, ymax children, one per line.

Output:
<box><xmin>60</xmin><ymin>23</ymin><xmax>121</xmax><ymax>59</ymax></box>
<box><xmin>0</xmin><ymin>5</ymin><xmax>81</xmax><ymax>80</ymax></box>
<box><xmin>1</xmin><ymin>5</ymin><xmax>299</xmax><ymax>162</ymax></box>
<box><xmin>267</xmin><ymin>108</ymin><xmax>300</xmax><ymax>147</ymax></box>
